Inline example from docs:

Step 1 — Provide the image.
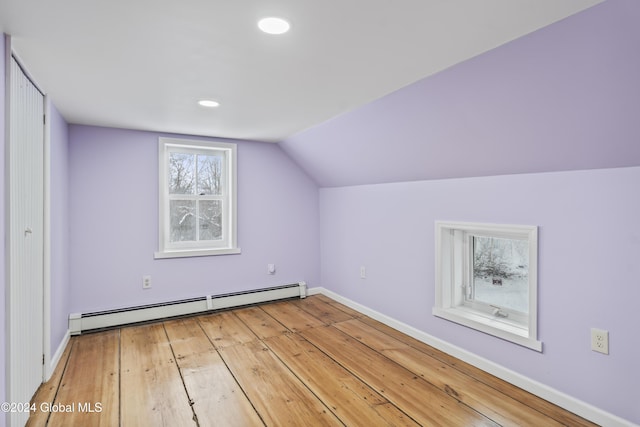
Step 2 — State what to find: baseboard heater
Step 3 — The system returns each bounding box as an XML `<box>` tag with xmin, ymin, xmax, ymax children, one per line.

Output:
<box><xmin>69</xmin><ymin>282</ymin><xmax>307</xmax><ymax>335</ymax></box>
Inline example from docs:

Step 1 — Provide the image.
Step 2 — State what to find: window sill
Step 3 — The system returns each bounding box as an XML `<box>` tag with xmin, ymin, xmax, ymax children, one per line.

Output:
<box><xmin>154</xmin><ymin>247</ymin><xmax>241</xmax><ymax>259</ymax></box>
<box><xmin>433</xmin><ymin>306</ymin><xmax>542</xmax><ymax>352</ymax></box>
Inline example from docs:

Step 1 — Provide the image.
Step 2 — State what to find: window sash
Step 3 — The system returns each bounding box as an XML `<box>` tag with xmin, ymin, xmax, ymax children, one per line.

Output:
<box><xmin>157</xmin><ymin>138</ymin><xmax>238</xmax><ymax>258</ymax></box>
<box><xmin>167</xmin><ymin>199</ymin><xmax>225</xmax><ymax>246</ymax></box>
<box><xmin>463</xmin><ymin>233</ymin><xmax>529</xmax><ymax>324</ymax></box>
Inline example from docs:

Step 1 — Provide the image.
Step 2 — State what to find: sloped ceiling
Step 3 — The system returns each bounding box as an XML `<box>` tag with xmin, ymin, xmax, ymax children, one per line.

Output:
<box><xmin>280</xmin><ymin>1</ymin><xmax>640</xmax><ymax>187</ymax></box>
<box><xmin>0</xmin><ymin>0</ymin><xmax>601</xmax><ymax>142</ymax></box>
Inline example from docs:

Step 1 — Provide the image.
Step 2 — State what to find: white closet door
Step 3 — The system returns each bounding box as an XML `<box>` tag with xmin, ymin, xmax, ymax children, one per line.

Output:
<box><xmin>7</xmin><ymin>55</ymin><xmax>45</xmax><ymax>427</ymax></box>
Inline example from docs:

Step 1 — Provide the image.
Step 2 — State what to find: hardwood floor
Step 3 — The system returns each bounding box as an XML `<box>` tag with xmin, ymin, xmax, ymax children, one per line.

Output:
<box><xmin>27</xmin><ymin>295</ymin><xmax>597</xmax><ymax>426</ymax></box>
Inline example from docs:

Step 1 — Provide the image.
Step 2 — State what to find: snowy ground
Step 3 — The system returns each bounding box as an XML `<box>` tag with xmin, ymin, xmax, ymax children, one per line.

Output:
<box><xmin>474</xmin><ymin>276</ymin><xmax>528</xmax><ymax>313</ymax></box>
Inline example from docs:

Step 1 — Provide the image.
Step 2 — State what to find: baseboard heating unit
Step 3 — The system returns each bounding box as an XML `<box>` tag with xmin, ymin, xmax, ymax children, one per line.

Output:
<box><xmin>69</xmin><ymin>282</ymin><xmax>307</xmax><ymax>335</ymax></box>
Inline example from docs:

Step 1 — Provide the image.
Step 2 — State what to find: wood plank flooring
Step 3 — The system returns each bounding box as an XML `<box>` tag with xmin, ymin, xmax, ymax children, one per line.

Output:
<box><xmin>27</xmin><ymin>295</ymin><xmax>598</xmax><ymax>426</ymax></box>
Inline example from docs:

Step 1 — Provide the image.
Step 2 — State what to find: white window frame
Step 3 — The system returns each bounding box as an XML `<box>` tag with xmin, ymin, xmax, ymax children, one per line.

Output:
<box><xmin>155</xmin><ymin>137</ymin><xmax>240</xmax><ymax>259</ymax></box>
<box><xmin>433</xmin><ymin>221</ymin><xmax>541</xmax><ymax>351</ymax></box>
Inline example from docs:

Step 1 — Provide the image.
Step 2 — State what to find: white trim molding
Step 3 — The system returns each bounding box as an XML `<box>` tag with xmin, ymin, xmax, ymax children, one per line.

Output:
<box><xmin>308</xmin><ymin>287</ymin><xmax>637</xmax><ymax>427</ymax></box>
<box><xmin>43</xmin><ymin>95</ymin><xmax>52</xmax><ymax>383</ymax></box>
<box><xmin>46</xmin><ymin>330</ymin><xmax>70</xmax><ymax>381</ymax></box>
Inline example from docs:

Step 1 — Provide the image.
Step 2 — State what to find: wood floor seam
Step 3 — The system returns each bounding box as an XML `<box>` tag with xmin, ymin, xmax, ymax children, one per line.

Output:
<box><xmin>162</xmin><ymin>323</ymin><xmax>200</xmax><ymax>427</ymax></box>
<box><xmin>195</xmin><ymin>314</ymin><xmax>268</xmax><ymax>427</ymax></box>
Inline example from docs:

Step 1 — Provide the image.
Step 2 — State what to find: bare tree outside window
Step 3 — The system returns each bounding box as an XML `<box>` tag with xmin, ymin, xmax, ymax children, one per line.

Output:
<box><xmin>197</xmin><ymin>155</ymin><xmax>223</xmax><ymax>196</ymax></box>
<box><xmin>167</xmin><ymin>152</ymin><xmax>224</xmax><ymax>242</ymax></box>
<box><xmin>199</xmin><ymin>200</ymin><xmax>222</xmax><ymax>240</ymax></box>
<box><xmin>170</xmin><ymin>200</ymin><xmax>196</xmax><ymax>242</ymax></box>
<box><xmin>472</xmin><ymin>236</ymin><xmax>529</xmax><ymax>313</ymax></box>
<box><xmin>169</xmin><ymin>153</ymin><xmax>195</xmax><ymax>194</ymax></box>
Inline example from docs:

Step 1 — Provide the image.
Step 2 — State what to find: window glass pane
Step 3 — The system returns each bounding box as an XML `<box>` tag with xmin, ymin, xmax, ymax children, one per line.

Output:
<box><xmin>169</xmin><ymin>153</ymin><xmax>195</xmax><ymax>194</ymax></box>
<box><xmin>472</xmin><ymin>236</ymin><xmax>529</xmax><ymax>313</ymax></box>
<box><xmin>199</xmin><ymin>200</ymin><xmax>222</xmax><ymax>241</ymax></box>
<box><xmin>197</xmin><ymin>154</ymin><xmax>223</xmax><ymax>196</ymax></box>
<box><xmin>170</xmin><ymin>200</ymin><xmax>196</xmax><ymax>242</ymax></box>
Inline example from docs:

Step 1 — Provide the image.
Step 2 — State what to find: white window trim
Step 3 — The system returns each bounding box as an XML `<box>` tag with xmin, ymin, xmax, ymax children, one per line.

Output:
<box><xmin>433</xmin><ymin>221</ymin><xmax>542</xmax><ymax>352</ymax></box>
<box><xmin>155</xmin><ymin>137</ymin><xmax>240</xmax><ymax>259</ymax></box>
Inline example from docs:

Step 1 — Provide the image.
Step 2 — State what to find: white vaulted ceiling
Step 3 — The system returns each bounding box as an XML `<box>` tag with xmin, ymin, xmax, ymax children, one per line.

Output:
<box><xmin>0</xmin><ymin>0</ymin><xmax>602</xmax><ymax>142</ymax></box>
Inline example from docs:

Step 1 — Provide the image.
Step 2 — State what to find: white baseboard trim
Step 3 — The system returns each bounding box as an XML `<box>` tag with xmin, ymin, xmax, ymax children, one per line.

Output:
<box><xmin>46</xmin><ymin>330</ymin><xmax>70</xmax><ymax>381</ymax></box>
<box><xmin>309</xmin><ymin>286</ymin><xmax>637</xmax><ymax>427</ymax></box>
<box><xmin>306</xmin><ymin>286</ymin><xmax>323</xmax><ymax>296</ymax></box>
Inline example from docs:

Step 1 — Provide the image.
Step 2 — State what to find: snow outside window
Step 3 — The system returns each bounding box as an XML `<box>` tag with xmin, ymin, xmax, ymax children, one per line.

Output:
<box><xmin>155</xmin><ymin>138</ymin><xmax>240</xmax><ymax>259</ymax></box>
<box><xmin>433</xmin><ymin>221</ymin><xmax>541</xmax><ymax>351</ymax></box>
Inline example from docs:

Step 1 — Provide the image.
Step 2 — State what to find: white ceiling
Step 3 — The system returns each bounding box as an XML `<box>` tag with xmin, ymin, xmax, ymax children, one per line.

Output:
<box><xmin>0</xmin><ymin>0</ymin><xmax>602</xmax><ymax>142</ymax></box>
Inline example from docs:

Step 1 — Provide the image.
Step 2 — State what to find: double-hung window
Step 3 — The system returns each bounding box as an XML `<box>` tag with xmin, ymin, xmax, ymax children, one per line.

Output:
<box><xmin>155</xmin><ymin>138</ymin><xmax>239</xmax><ymax>258</ymax></box>
<box><xmin>433</xmin><ymin>221</ymin><xmax>541</xmax><ymax>351</ymax></box>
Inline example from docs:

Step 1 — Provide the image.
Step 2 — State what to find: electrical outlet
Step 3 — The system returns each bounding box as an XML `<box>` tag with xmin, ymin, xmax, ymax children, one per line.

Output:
<box><xmin>142</xmin><ymin>275</ymin><xmax>152</xmax><ymax>289</ymax></box>
<box><xmin>360</xmin><ymin>266</ymin><xmax>366</xmax><ymax>279</ymax></box>
<box><xmin>591</xmin><ymin>328</ymin><xmax>609</xmax><ymax>354</ymax></box>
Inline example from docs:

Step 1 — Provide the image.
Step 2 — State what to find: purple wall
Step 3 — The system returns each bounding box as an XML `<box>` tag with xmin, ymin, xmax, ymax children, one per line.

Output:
<box><xmin>49</xmin><ymin>104</ymin><xmax>70</xmax><ymax>356</ymax></box>
<box><xmin>319</xmin><ymin>168</ymin><xmax>640</xmax><ymax>423</ymax></box>
<box><xmin>281</xmin><ymin>1</ymin><xmax>640</xmax><ymax>187</ymax></box>
<box><xmin>281</xmin><ymin>1</ymin><xmax>640</xmax><ymax>423</ymax></box>
<box><xmin>1</xmin><ymin>33</ymin><xmax>7</xmax><ymax>427</ymax></box>
<box><xmin>68</xmin><ymin>125</ymin><xmax>320</xmax><ymax>313</ymax></box>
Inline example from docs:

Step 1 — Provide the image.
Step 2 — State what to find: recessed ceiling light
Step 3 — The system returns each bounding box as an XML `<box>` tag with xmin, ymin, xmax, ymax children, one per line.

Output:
<box><xmin>198</xmin><ymin>99</ymin><xmax>220</xmax><ymax>108</ymax></box>
<box><xmin>258</xmin><ymin>17</ymin><xmax>290</xmax><ymax>35</ymax></box>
